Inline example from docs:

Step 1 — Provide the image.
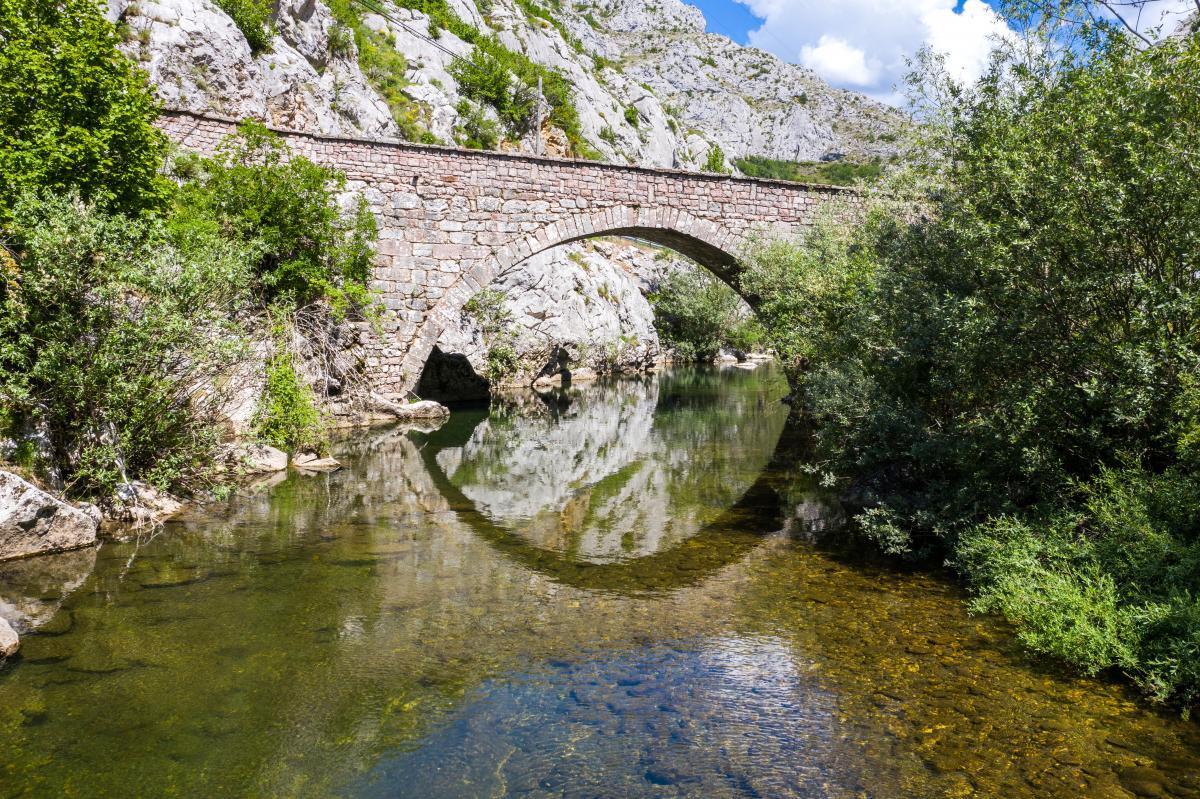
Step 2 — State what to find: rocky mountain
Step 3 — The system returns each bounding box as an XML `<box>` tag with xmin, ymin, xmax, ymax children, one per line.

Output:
<box><xmin>108</xmin><ymin>0</ymin><xmax>906</xmax><ymax>392</ymax></box>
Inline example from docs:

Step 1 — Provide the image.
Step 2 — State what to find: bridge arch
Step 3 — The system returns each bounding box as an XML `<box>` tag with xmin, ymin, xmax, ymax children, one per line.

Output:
<box><xmin>399</xmin><ymin>204</ymin><xmax>749</xmax><ymax>391</ymax></box>
<box><xmin>153</xmin><ymin>111</ymin><xmax>866</xmax><ymax>396</ymax></box>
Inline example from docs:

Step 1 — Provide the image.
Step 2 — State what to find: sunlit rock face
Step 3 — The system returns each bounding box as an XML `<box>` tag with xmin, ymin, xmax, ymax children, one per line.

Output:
<box><xmin>432</xmin><ymin>368</ymin><xmax>789</xmax><ymax>563</ymax></box>
<box><xmin>431</xmin><ymin>238</ymin><xmax>723</xmax><ymax>391</ymax></box>
<box><xmin>120</xmin><ymin>0</ymin><xmax>903</xmax><ymax>396</ymax></box>
<box><xmin>107</xmin><ymin>0</ymin><xmax>397</xmax><ymax>137</ymax></box>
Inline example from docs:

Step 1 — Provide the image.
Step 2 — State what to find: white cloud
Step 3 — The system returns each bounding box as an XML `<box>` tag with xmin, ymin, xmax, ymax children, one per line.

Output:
<box><xmin>737</xmin><ymin>0</ymin><xmax>1013</xmax><ymax>104</ymax></box>
<box><xmin>798</xmin><ymin>36</ymin><xmax>879</xmax><ymax>86</ymax></box>
<box><xmin>736</xmin><ymin>0</ymin><xmax>1198</xmax><ymax>105</ymax></box>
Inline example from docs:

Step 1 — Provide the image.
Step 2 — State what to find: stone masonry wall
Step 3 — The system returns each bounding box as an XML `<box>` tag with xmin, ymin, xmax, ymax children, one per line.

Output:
<box><xmin>156</xmin><ymin>110</ymin><xmax>863</xmax><ymax>395</ymax></box>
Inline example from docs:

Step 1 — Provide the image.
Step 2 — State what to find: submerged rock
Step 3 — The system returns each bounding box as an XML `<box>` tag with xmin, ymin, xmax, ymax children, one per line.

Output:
<box><xmin>0</xmin><ymin>471</ymin><xmax>99</xmax><ymax>561</ymax></box>
<box><xmin>0</xmin><ymin>616</ymin><xmax>18</xmax><ymax>659</ymax></box>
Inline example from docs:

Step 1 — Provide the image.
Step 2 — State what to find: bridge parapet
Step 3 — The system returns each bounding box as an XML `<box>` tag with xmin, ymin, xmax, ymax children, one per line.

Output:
<box><xmin>157</xmin><ymin>110</ymin><xmax>863</xmax><ymax>393</ymax></box>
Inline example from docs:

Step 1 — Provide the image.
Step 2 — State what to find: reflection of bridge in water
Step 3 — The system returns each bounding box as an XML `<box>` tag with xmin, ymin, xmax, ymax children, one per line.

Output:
<box><xmin>412</xmin><ymin>367</ymin><xmax>794</xmax><ymax>593</ymax></box>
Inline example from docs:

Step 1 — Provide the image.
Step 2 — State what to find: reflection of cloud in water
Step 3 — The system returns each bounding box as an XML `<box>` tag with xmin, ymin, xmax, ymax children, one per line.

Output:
<box><xmin>435</xmin><ymin>370</ymin><xmax>789</xmax><ymax>563</ymax></box>
<box><xmin>356</xmin><ymin>635</ymin><xmax>841</xmax><ymax>799</ymax></box>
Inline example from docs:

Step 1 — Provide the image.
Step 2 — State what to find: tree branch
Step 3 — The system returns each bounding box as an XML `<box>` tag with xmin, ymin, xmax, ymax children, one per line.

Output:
<box><xmin>1098</xmin><ymin>1</ymin><xmax>1155</xmax><ymax>45</ymax></box>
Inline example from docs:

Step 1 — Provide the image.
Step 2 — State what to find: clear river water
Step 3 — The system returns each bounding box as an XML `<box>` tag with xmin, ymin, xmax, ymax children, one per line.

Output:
<box><xmin>1</xmin><ymin>365</ymin><xmax>1198</xmax><ymax>798</ymax></box>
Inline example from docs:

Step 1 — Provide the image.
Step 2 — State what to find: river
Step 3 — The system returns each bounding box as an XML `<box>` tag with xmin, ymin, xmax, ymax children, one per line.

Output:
<box><xmin>1</xmin><ymin>365</ymin><xmax>1197</xmax><ymax>798</ymax></box>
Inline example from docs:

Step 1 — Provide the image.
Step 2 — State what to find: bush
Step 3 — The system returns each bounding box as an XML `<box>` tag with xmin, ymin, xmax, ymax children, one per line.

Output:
<box><xmin>464</xmin><ymin>289</ymin><xmax>519</xmax><ymax>384</ymax></box>
<box><xmin>450</xmin><ymin>37</ymin><xmax>587</xmax><ymax>154</ymax></box>
<box><xmin>214</xmin><ymin>0</ymin><xmax>274</xmax><ymax>54</ymax></box>
<box><xmin>649</xmin><ymin>269</ymin><xmax>745</xmax><ymax>363</ymax></box>
<box><xmin>455</xmin><ymin>100</ymin><xmax>500</xmax><ymax>150</ymax></box>
<box><xmin>0</xmin><ymin>0</ymin><xmax>168</xmax><ymax>225</ymax></box>
<box><xmin>748</xmin><ymin>33</ymin><xmax>1200</xmax><ymax>705</ymax></box>
<box><xmin>169</xmin><ymin>122</ymin><xmax>377</xmax><ymax>313</ymax></box>
<box><xmin>0</xmin><ymin>195</ymin><xmax>250</xmax><ymax>498</ymax></box>
<box><xmin>958</xmin><ymin>466</ymin><xmax>1200</xmax><ymax>706</ymax></box>
<box><xmin>253</xmin><ymin>344</ymin><xmax>325</xmax><ymax>452</ymax></box>
<box><xmin>450</xmin><ymin>45</ymin><xmax>535</xmax><ymax>135</ymax></box>
<box><xmin>702</xmin><ymin>143</ymin><xmax>727</xmax><ymax>174</ymax></box>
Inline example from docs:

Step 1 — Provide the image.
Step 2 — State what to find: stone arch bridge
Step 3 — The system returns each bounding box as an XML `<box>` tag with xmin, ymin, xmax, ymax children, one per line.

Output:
<box><xmin>157</xmin><ymin>110</ymin><xmax>862</xmax><ymax>395</ymax></box>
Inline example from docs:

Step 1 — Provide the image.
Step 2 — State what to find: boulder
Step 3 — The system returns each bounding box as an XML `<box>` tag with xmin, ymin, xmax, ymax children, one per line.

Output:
<box><xmin>241</xmin><ymin>443</ymin><xmax>289</xmax><ymax>473</ymax></box>
<box><xmin>368</xmin><ymin>394</ymin><xmax>451</xmax><ymax>421</ymax></box>
<box><xmin>568</xmin><ymin>367</ymin><xmax>598</xmax><ymax>383</ymax></box>
<box><xmin>0</xmin><ymin>617</ymin><xmax>18</xmax><ymax>659</ymax></box>
<box><xmin>532</xmin><ymin>373</ymin><xmax>564</xmax><ymax>390</ymax></box>
<box><xmin>292</xmin><ymin>452</ymin><xmax>343</xmax><ymax>472</ymax></box>
<box><xmin>396</xmin><ymin>400</ymin><xmax>452</xmax><ymax>420</ymax></box>
<box><xmin>0</xmin><ymin>471</ymin><xmax>99</xmax><ymax>561</ymax></box>
<box><xmin>108</xmin><ymin>481</ymin><xmax>184</xmax><ymax>526</ymax></box>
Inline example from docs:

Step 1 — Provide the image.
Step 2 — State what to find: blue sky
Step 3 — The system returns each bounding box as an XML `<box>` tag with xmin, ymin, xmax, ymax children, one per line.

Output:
<box><xmin>691</xmin><ymin>0</ymin><xmax>987</xmax><ymax>43</ymax></box>
<box><xmin>684</xmin><ymin>0</ymin><xmax>1193</xmax><ymax>104</ymax></box>
<box><xmin>688</xmin><ymin>0</ymin><xmax>765</xmax><ymax>43</ymax></box>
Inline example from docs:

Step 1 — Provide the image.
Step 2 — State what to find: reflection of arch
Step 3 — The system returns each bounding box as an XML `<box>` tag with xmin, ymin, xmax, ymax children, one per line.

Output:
<box><xmin>409</xmin><ymin>410</ymin><xmax>789</xmax><ymax>595</ymax></box>
<box><xmin>400</xmin><ymin>205</ymin><xmax>752</xmax><ymax>390</ymax></box>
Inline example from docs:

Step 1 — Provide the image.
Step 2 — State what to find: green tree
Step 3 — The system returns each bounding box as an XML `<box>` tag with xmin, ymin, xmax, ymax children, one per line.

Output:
<box><xmin>649</xmin><ymin>269</ymin><xmax>745</xmax><ymax>362</ymax></box>
<box><xmin>745</xmin><ymin>31</ymin><xmax>1200</xmax><ymax>705</ymax></box>
<box><xmin>170</xmin><ymin>122</ymin><xmax>377</xmax><ymax>313</ymax></box>
<box><xmin>0</xmin><ymin>0</ymin><xmax>168</xmax><ymax>225</ymax></box>
<box><xmin>0</xmin><ymin>195</ymin><xmax>250</xmax><ymax>497</ymax></box>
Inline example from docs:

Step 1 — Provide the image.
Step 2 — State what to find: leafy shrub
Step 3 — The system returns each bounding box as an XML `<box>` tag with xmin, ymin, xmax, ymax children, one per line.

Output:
<box><xmin>214</xmin><ymin>0</ymin><xmax>274</xmax><ymax>54</ymax></box>
<box><xmin>455</xmin><ymin>100</ymin><xmax>500</xmax><ymax>150</ymax></box>
<box><xmin>484</xmin><ymin>342</ymin><xmax>519</xmax><ymax>383</ymax></box>
<box><xmin>328</xmin><ymin>23</ymin><xmax>354</xmax><ymax>58</ymax></box>
<box><xmin>451</xmin><ymin>37</ymin><xmax>588</xmax><ymax>154</ymax></box>
<box><xmin>702</xmin><ymin>144</ymin><xmax>727</xmax><ymax>174</ymax></box>
<box><xmin>450</xmin><ymin>45</ymin><xmax>536</xmax><ymax>134</ymax></box>
<box><xmin>170</xmin><ymin>122</ymin><xmax>377</xmax><ymax>313</ymax></box>
<box><xmin>464</xmin><ymin>289</ymin><xmax>519</xmax><ymax>383</ymax></box>
<box><xmin>463</xmin><ymin>288</ymin><xmax>511</xmax><ymax>337</ymax></box>
<box><xmin>735</xmin><ymin>155</ymin><xmax>884</xmax><ymax>185</ymax></box>
<box><xmin>0</xmin><ymin>195</ymin><xmax>250</xmax><ymax>498</ymax></box>
<box><xmin>253</xmin><ymin>345</ymin><xmax>325</xmax><ymax>452</ymax></box>
<box><xmin>0</xmin><ymin>0</ymin><xmax>168</xmax><ymax>225</ymax></box>
<box><xmin>649</xmin><ymin>269</ymin><xmax>745</xmax><ymax>362</ymax></box>
<box><xmin>958</xmin><ymin>466</ymin><xmax>1200</xmax><ymax>706</ymax></box>
<box><xmin>623</xmin><ymin>105</ymin><xmax>640</xmax><ymax>128</ymax></box>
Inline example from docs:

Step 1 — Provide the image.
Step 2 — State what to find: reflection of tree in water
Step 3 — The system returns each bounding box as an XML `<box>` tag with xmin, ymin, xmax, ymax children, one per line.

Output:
<box><xmin>435</xmin><ymin>366</ymin><xmax>790</xmax><ymax>563</ymax></box>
